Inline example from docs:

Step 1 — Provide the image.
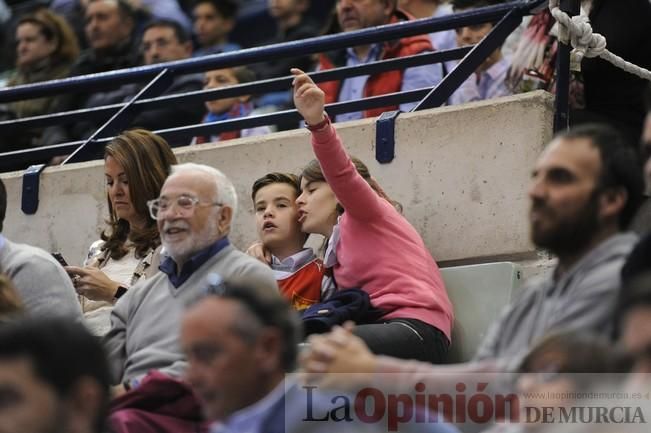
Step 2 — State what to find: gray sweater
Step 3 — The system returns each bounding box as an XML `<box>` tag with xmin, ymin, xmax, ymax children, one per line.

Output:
<box><xmin>0</xmin><ymin>237</ymin><xmax>82</xmax><ymax>319</ymax></box>
<box><xmin>103</xmin><ymin>244</ymin><xmax>278</xmax><ymax>385</ymax></box>
<box><xmin>475</xmin><ymin>232</ymin><xmax>638</xmax><ymax>369</ymax></box>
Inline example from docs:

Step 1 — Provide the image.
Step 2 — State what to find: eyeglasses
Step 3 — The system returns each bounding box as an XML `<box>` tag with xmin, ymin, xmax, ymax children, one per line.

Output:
<box><xmin>146</xmin><ymin>195</ymin><xmax>222</xmax><ymax>220</ymax></box>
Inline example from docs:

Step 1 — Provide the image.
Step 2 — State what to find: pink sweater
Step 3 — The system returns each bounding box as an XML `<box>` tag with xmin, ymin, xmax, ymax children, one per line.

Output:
<box><xmin>312</xmin><ymin>123</ymin><xmax>453</xmax><ymax>340</ymax></box>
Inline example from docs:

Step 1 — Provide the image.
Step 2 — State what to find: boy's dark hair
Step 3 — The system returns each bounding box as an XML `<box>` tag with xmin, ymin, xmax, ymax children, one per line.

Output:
<box><xmin>251</xmin><ymin>172</ymin><xmax>301</xmax><ymax>202</ymax></box>
<box><xmin>557</xmin><ymin>123</ymin><xmax>644</xmax><ymax>230</ymax></box>
<box><xmin>204</xmin><ymin>280</ymin><xmax>302</xmax><ymax>371</ymax></box>
<box><xmin>143</xmin><ymin>18</ymin><xmax>190</xmax><ymax>43</ymax></box>
<box><xmin>193</xmin><ymin>0</ymin><xmax>238</xmax><ymax>20</ymax></box>
<box><xmin>0</xmin><ymin>178</ymin><xmax>6</xmax><ymax>233</ymax></box>
<box><xmin>232</xmin><ymin>66</ymin><xmax>256</xmax><ymax>84</ymax></box>
<box><xmin>0</xmin><ymin>318</ymin><xmax>111</xmax><ymax>432</ymax></box>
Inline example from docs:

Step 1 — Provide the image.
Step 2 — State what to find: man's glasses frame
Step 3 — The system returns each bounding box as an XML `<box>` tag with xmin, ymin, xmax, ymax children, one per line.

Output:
<box><xmin>146</xmin><ymin>195</ymin><xmax>222</xmax><ymax>220</ymax></box>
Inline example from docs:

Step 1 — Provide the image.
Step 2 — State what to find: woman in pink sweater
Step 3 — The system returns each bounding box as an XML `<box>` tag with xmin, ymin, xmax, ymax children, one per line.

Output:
<box><xmin>292</xmin><ymin>68</ymin><xmax>454</xmax><ymax>363</ymax></box>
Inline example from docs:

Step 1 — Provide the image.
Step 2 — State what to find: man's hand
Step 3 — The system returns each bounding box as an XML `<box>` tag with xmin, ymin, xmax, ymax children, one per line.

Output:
<box><xmin>291</xmin><ymin>68</ymin><xmax>326</xmax><ymax>126</ymax></box>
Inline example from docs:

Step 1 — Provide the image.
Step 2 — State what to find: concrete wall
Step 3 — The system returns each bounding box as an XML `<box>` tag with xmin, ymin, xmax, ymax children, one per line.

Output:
<box><xmin>0</xmin><ymin>91</ymin><xmax>554</xmax><ymax>266</ymax></box>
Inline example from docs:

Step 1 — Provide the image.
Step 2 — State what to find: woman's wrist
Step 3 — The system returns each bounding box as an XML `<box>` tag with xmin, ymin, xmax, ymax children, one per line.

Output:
<box><xmin>305</xmin><ymin>112</ymin><xmax>329</xmax><ymax>131</ymax></box>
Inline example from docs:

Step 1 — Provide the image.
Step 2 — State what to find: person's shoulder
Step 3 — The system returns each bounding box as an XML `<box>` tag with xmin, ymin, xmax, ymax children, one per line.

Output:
<box><xmin>2</xmin><ymin>239</ymin><xmax>55</xmax><ymax>265</ymax></box>
<box><xmin>215</xmin><ymin>246</ymin><xmax>278</xmax><ymax>288</ymax></box>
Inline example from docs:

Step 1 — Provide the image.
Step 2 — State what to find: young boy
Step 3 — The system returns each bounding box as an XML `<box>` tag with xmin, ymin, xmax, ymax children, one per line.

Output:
<box><xmin>251</xmin><ymin>172</ymin><xmax>334</xmax><ymax>311</ymax></box>
<box><xmin>448</xmin><ymin>0</ymin><xmax>512</xmax><ymax>105</ymax></box>
<box><xmin>193</xmin><ymin>66</ymin><xmax>271</xmax><ymax>144</ymax></box>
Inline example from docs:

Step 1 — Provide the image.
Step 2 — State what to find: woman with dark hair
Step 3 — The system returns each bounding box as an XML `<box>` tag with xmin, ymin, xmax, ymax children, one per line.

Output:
<box><xmin>291</xmin><ymin>68</ymin><xmax>453</xmax><ymax>363</ymax></box>
<box><xmin>3</xmin><ymin>9</ymin><xmax>79</xmax><ymax>149</ymax></box>
<box><xmin>66</xmin><ymin>129</ymin><xmax>178</xmax><ymax>336</ymax></box>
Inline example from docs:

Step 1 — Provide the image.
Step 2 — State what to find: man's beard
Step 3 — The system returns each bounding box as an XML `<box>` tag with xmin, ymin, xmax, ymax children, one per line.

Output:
<box><xmin>530</xmin><ymin>191</ymin><xmax>602</xmax><ymax>257</ymax></box>
<box><xmin>162</xmin><ymin>218</ymin><xmax>220</xmax><ymax>264</ymax></box>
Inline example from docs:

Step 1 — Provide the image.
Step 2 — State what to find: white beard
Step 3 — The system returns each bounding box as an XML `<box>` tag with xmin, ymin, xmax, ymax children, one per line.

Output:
<box><xmin>161</xmin><ymin>217</ymin><xmax>220</xmax><ymax>265</ymax></box>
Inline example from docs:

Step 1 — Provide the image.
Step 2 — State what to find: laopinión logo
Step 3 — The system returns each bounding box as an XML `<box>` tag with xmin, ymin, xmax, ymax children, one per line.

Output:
<box><xmin>298</xmin><ymin>378</ymin><xmax>649</xmax><ymax>432</ymax></box>
<box><xmin>300</xmin><ymin>382</ymin><xmax>520</xmax><ymax>431</ymax></box>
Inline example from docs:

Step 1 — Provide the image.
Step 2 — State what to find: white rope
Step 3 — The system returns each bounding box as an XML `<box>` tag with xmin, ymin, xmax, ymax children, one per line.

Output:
<box><xmin>548</xmin><ymin>0</ymin><xmax>651</xmax><ymax>81</ymax></box>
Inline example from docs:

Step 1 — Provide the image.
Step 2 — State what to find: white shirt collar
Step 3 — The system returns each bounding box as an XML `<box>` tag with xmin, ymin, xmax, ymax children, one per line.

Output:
<box><xmin>271</xmin><ymin>248</ymin><xmax>315</xmax><ymax>273</ymax></box>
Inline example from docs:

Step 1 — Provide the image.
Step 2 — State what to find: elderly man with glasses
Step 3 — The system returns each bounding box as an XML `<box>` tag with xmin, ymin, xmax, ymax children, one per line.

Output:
<box><xmin>104</xmin><ymin>162</ymin><xmax>278</xmax><ymax>395</ymax></box>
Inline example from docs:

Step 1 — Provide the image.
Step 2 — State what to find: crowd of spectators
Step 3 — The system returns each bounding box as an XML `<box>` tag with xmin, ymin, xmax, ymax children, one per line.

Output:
<box><xmin>0</xmin><ymin>0</ymin><xmax>648</xmax><ymax>155</ymax></box>
<box><xmin>1</xmin><ymin>1</ymin><xmax>651</xmax><ymax>433</ymax></box>
<box><xmin>0</xmin><ymin>0</ymin><xmax>651</xmax><ymax>151</ymax></box>
<box><xmin>1</xmin><ymin>60</ymin><xmax>651</xmax><ymax>433</ymax></box>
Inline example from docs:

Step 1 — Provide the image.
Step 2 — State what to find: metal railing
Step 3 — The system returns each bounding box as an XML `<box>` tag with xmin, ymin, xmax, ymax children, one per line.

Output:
<box><xmin>0</xmin><ymin>0</ymin><xmax>567</xmax><ymax>213</ymax></box>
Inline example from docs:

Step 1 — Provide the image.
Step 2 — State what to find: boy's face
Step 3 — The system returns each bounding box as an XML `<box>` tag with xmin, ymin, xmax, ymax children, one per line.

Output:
<box><xmin>455</xmin><ymin>22</ymin><xmax>493</xmax><ymax>47</ymax></box>
<box><xmin>254</xmin><ymin>183</ymin><xmax>305</xmax><ymax>255</ymax></box>
<box><xmin>454</xmin><ymin>13</ymin><xmax>500</xmax><ymax>71</ymax></box>
<box><xmin>204</xmin><ymin>68</ymin><xmax>242</xmax><ymax>115</ymax></box>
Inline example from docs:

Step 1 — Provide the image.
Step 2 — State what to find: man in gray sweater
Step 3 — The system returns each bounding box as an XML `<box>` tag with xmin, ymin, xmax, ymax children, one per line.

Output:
<box><xmin>104</xmin><ymin>163</ymin><xmax>278</xmax><ymax>391</ymax></box>
<box><xmin>0</xmin><ymin>178</ymin><xmax>82</xmax><ymax>319</ymax></box>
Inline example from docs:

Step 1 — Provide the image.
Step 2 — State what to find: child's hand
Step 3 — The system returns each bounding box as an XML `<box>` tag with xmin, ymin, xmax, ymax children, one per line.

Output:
<box><xmin>291</xmin><ymin>68</ymin><xmax>326</xmax><ymax>126</ymax></box>
<box><xmin>246</xmin><ymin>242</ymin><xmax>272</xmax><ymax>265</ymax></box>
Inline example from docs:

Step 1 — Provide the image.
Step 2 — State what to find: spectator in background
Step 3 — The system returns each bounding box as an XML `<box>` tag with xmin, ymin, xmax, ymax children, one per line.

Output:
<box><xmin>125</xmin><ymin>19</ymin><xmax>205</xmax><ymax>131</ymax></box>
<box><xmin>193</xmin><ymin>66</ymin><xmax>271</xmax><ymax>144</ymax></box>
<box><xmin>0</xmin><ymin>178</ymin><xmax>82</xmax><ymax>320</ymax></box>
<box><xmin>42</xmin><ymin>0</ymin><xmax>142</xmax><ymax>146</ymax></box>
<box><xmin>51</xmin><ymin>0</ymin><xmax>192</xmax><ymax>48</ymax></box>
<box><xmin>318</xmin><ymin>0</ymin><xmax>442</xmax><ymax>122</ymax></box>
<box><xmin>75</xmin><ymin>0</ymin><xmax>140</xmax><ymax>76</ymax></box>
<box><xmin>65</xmin><ymin>130</ymin><xmax>177</xmax><ymax>336</ymax></box>
<box><xmin>55</xmin><ymin>19</ymin><xmax>204</xmax><ymax>143</ymax></box>
<box><xmin>192</xmin><ymin>0</ymin><xmax>240</xmax><ymax>57</ymax></box>
<box><xmin>0</xmin><ymin>318</ymin><xmax>111</xmax><ymax>433</ymax></box>
<box><xmin>449</xmin><ymin>0</ymin><xmax>511</xmax><ymax>105</ymax></box>
<box><xmin>0</xmin><ymin>274</ymin><xmax>22</xmax><ymax>324</ymax></box>
<box><xmin>1</xmin><ymin>9</ymin><xmax>79</xmax><ymax>151</ymax></box>
<box><xmin>398</xmin><ymin>0</ymin><xmax>456</xmax><ymax>52</ymax></box>
<box><xmin>300</xmin><ymin>123</ymin><xmax>644</xmax><ymax>378</ymax></box>
<box><xmin>250</xmin><ymin>0</ymin><xmax>320</xmax><ymax>112</ymax></box>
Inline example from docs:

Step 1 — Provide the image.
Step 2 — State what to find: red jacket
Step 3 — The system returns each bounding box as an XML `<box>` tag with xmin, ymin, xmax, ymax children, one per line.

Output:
<box><xmin>318</xmin><ymin>10</ymin><xmax>434</xmax><ymax>118</ymax></box>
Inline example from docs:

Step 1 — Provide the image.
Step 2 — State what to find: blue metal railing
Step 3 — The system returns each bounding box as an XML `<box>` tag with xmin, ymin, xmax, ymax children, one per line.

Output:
<box><xmin>0</xmin><ymin>0</ymin><xmax>561</xmax><ymax>213</ymax></box>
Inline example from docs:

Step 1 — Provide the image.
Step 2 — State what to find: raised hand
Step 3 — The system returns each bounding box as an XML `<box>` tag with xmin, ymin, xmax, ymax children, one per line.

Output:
<box><xmin>291</xmin><ymin>68</ymin><xmax>326</xmax><ymax>126</ymax></box>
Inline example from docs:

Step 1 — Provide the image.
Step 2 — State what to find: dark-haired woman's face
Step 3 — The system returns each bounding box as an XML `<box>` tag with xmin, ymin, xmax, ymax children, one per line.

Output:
<box><xmin>296</xmin><ymin>178</ymin><xmax>338</xmax><ymax>237</ymax></box>
<box><xmin>15</xmin><ymin>23</ymin><xmax>56</xmax><ymax>68</ymax></box>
